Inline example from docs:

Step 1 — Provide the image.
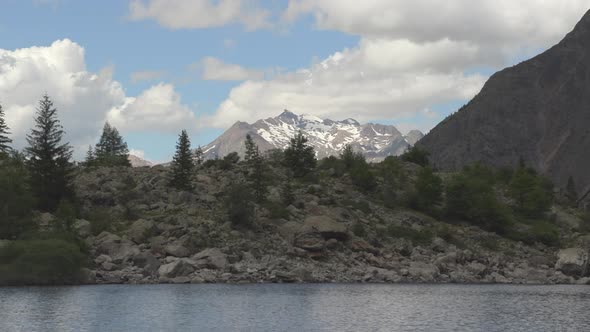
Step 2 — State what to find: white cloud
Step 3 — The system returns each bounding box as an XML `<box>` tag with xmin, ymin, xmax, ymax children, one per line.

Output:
<box><xmin>130</xmin><ymin>70</ymin><xmax>166</xmax><ymax>83</ymax></box>
<box><xmin>107</xmin><ymin>83</ymin><xmax>197</xmax><ymax>132</ymax></box>
<box><xmin>223</xmin><ymin>38</ymin><xmax>236</xmax><ymax>49</ymax></box>
<box><xmin>0</xmin><ymin>39</ymin><xmax>197</xmax><ymax>158</ymax></box>
<box><xmin>197</xmin><ymin>57</ymin><xmax>266</xmax><ymax>81</ymax></box>
<box><xmin>202</xmin><ymin>2</ymin><xmax>588</xmax><ymax>130</ymax></box>
<box><xmin>128</xmin><ymin>0</ymin><xmax>272</xmax><ymax>30</ymax></box>
<box><xmin>202</xmin><ymin>38</ymin><xmax>487</xmax><ymax>128</ymax></box>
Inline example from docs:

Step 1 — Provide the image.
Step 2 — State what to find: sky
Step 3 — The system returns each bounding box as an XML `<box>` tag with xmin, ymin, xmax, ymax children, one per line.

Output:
<box><xmin>0</xmin><ymin>1</ymin><xmax>588</xmax><ymax>162</ymax></box>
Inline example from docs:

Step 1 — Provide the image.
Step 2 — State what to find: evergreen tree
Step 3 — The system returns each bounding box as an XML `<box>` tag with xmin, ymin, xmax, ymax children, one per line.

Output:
<box><xmin>25</xmin><ymin>94</ymin><xmax>73</xmax><ymax>211</ymax></box>
<box><xmin>244</xmin><ymin>134</ymin><xmax>257</xmax><ymax>163</ymax></box>
<box><xmin>284</xmin><ymin>131</ymin><xmax>316</xmax><ymax>178</ymax></box>
<box><xmin>0</xmin><ymin>103</ymin><xmax>12</xmax><ymax>155</ymax></box>
<box><xmin>84</xmin><ymin>145</ymin><xmax>95</xmax><ymax>167</ymax></box>
<box><xmin>170</xmin><ymin>129</ymin><xmax>194</xmax><ymax>190</ymax></box>
<box><xmin>244</xmin><ymin>135</ymin><xmax>267</xmax><ymax>203</ymax></box>
<box><xmin>194</xmin><ymin>145</ymin><xmax>204</xmax><ymax>166</ymax></box>
<box><xmin>94</xmin><ymin>122</ymin><xmax>130</xmax><ymax>167</ymax></box>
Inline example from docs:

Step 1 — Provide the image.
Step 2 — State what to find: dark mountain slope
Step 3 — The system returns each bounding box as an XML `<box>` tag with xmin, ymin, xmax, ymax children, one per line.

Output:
<box><xmin>419</xmin><ymin>9</ymin><xmax>590</xmax><ymax>195</ymax></box>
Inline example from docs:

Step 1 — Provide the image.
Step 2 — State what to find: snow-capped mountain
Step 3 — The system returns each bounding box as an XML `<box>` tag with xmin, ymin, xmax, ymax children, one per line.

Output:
<box><xmin>201</xmin><ymin>110</ymin><xmax>423</xmax><ymax>162</ymax></box>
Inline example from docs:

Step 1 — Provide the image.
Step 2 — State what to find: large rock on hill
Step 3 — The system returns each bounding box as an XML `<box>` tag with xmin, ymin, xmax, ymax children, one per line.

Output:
<box><xmin>418</xmin><ymin>10</ymin><xmax>590</xmax><ymax>196</ymax></box>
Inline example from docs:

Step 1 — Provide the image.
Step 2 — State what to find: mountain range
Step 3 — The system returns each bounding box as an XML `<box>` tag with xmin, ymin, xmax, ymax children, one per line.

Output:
<box><xmin>419</xmin><ymin>9</ymin><xmax>590</xmax><ymax>200</ymax></box>
<box><xmin>201</xmin><ymin>110</ymin><xmax>423</xmax><ymax>162</ymax></box>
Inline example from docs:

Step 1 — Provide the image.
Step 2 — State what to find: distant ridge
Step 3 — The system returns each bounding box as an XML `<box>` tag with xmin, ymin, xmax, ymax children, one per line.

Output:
<box><xmin>201</xmin><ymin>110</ymin><xmax>423</xmax><ymax>161</ymax></box>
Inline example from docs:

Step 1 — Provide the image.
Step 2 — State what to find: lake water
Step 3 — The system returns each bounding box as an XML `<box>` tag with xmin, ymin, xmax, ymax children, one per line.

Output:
<box><xmin>1</xmin><ymin>284</ymin><xmax>589</xmax><ymax>331</ymax></box>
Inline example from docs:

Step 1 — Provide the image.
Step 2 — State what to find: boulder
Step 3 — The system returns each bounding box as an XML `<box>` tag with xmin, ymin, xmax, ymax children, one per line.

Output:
<box><xmin>127</xmin><ymin>219</ymin><xmax>156</xmax><ymax>244</ymax></box>
<box><xmin>95</xmin><ymin>232</ymin><xmax>140</xmax><ymax>263</ymax></box>
<box><xmin>73</xmin><ymin>219</ymin><xmax>92</xmax><ymax>238</ymax></box>
<box><xmin>408</xmin><ymin>262</ymin><xmax>439</xmax><ymax>281</ymax></box>
<box><xmin>164</xmin><ymin>243</ymin><xmax>190</xmax><ymax>258</ymax></box>
<box><xmin>555</xmin><ymin>248</ymin><xmax>589</xmax><ymax>277</ymax></box>
<box><xmin>133</xmin><ymin>251</ymin><xmax>161</xmax><ymax>275</ymax></box>
<box><xmin>192</xmin><ymin>248</ymin><xmax>228</xmax><ymax>270</ymax></box>
<box><xmin>158</xmin><ymin>259</ymin><xmax>195</xmax><ymax>279</ymax></box>
<box><xmin>294</xmin><ymin>232</ymin><xmax>325</xmax><ymax>251</ymax></box>
<box><xmin>301</xmin><ymin>216</ymin><xmax>349</xmax><ymax>241</ymax></box>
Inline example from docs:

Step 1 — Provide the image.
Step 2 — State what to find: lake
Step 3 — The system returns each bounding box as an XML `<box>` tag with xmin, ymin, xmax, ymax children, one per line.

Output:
<box><xmin>1</xmin><ymin>284</ymin><xmax>589</xmax><ymax>331</ymax></box>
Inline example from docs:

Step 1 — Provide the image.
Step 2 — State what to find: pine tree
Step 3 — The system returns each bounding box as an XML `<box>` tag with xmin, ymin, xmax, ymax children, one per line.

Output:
<box><xmin>284</xmin><ymin>131</ymin><xmax>316</xmax><ymax>178</ymax></box>
<box><xmin>244</xmin><ymin>135</ymin><xmax>267</xmax><ymax>202</ymax></box>
<box><xmin>0</xmin><ymin>103</ymin><xmax>12</xmax><ymax>154</ymax></box>
<box><xmin>170</xmin><ymin>129</ymin><xmax>194</xmax><ymax>190</ymax></box>
<box><xmin>94</xmin><ymin>122</ymin><xmax>131</xmax><ymax>167</ymax></box>
<box><xmin>25</xmin><ymin>94</ymin><xmax>73</xmax><ymax>211</ymax></box>
<box><xmin>244</xmin><ymin>134</ymin><xmax>257</xmax><ymax>163</ymax></box>
<box><xmin>84</xmin><ymin>145</ymin><xmax>95</xmax><ymax>167</ymax></box>
<box><xmin>194</xmin><ymin>145</ymin><xmax>204</xmax><ymax>166</ymax></box>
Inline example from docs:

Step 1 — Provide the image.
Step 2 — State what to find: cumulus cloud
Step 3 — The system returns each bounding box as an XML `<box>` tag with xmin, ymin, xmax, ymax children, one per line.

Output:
<box><xmin>202</xmin><ymin>1</ymin><xmax>588</xmax><ymax>130</ymax></box>
<box><xmin>128</xmin><ymin>0</ymin><xmax>272</xmax><ymax>30</ymax></box>
<box><xmin>107</xmin><ymin>83</ymin><xmax>197</xmax><ymax>132</ymax></box>
<box><xmin>196</xmin><ymin>57</ymin><xmax>266</xmax><ymax>81</ymax></box>
<box><xmin>0</xmin><ymin>39</ymin><xmax>197</xmax><ymax>157</ymax></box>
<box><xmin>130</xmin><ymin>70</ymin><xmax>166</xmax><ymax>83</ymax></box>
<box><xmin>129</xmin><ymin>149</ymin><xmax>146</xmax><ymax>159</ymax></box>
<box><xmin>202</xmin><ymin>38</ymin><xmax>487</xmax><ymax>128</ymax></box>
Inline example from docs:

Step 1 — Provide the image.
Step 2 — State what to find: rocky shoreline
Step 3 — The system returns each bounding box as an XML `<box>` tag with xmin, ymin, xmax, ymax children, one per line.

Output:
<box><xmin>64</xmin><ymin>165</ymin><xmax>589</xmax><ymax>286</ymax></box>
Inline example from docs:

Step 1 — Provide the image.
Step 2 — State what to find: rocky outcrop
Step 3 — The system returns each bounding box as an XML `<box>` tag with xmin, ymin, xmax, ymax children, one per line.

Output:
<box><xmin>70</xmin><ymin>160</ymin><xmax>590</xmax><ymax>286</ymax></box>
<box><xmin>418</xmin><ymin>10</ymin><xmax>590</xmax><ymax>193</ymax></box>
<box><xmin>555</xmin><ymin>248</ymin><xmax>589</xmax><ymax>277</ymax></box>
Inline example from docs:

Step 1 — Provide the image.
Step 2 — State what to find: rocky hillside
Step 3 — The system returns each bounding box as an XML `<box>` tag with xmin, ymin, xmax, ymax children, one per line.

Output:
<box><xmin>128</xmin><ymin>155</ymin><xmax>153</xmax><ymax>168</ymax></box>
<box><xmin>419</xmin><ymin>10</ymin><xmax>590</xmax><ymax>198</ymax></box>
<box><xmin>63</xmin><ymin>160</ymin><xmax>590</xmax><ymax>285</ymax></box>
<box><xmin>202</xmin><ymin>110</ymin><xmax>423</xmax><ymax>162</ymax></box>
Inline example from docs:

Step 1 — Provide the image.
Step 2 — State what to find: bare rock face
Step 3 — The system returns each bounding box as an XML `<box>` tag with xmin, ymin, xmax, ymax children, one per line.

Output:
<box><xmin>201</xmin><ymin>110</ymin><xmax>423</xmax><ymax>162</ymax></box>
<box><xmin>555</xmin><ymin>248</ymin><xmax>589</xmax><ymax>277</ymax></box>
<box><xmin>419</xmin><ymin>10</ymin><xmax>590</xmax><ymax>195</ymax></box>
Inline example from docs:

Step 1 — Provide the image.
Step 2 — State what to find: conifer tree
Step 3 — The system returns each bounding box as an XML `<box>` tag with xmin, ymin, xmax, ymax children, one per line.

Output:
<box><xmin>284</xmin><ymin>131</ymin><xmax>316</xmax><ymax>178</ymax></box>
<box><xmin>244</xmin><ymin>135</ymin><xmax>267</xmax><ymax>202</ymax></box>
<box><xmin>0</xmin><ymin>103</ymin><xmax>12</xmax><ymax>154</ymax></box>
<box><xmin>244</xmin><ymin>134</ymin><xmax>257</xmax><ymax>163</ymax></box>
<box><xmin>170</xmin><ymin>129</ymin><xmax>194</xmax><ymax>190</ymax></box>
<box><xmin>194</xmin><ymin>145</ymin><xmax>204</xmax><ymax>166</ymax></box>
<box><xmin>84</xmin><ymin>145</ymin><xmax>96</xmax><ymax>167</ymax></box>
<box><xmin>25</xmin><ymin>94</ymin><xmax>73</xmax><ymax>211</ymax></box>
<box><xmin>94</xmin><ymin>122</ymin><xmax>130</xmax><ymax>166</ymax></box>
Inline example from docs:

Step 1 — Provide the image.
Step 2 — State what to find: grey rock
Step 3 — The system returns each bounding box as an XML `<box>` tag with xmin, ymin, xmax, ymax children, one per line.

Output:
<box><xmin>127</xmin><ymin>219</ymin><xmax>156</xmax><ymax>244</ymax></box>
<box><xmin>158</xmin><ymin>259</ymin><xmax>195</xmax><ymax>279</ymax></box>
<box><xmin>555</xmin><ymin>248</ymin><xmax>589</xmax><ymax>277</ymax></box>
<box><xmin>192</xmin><ymin>248</ymin><xmax>228</xmax><ymax>270</ymax></box>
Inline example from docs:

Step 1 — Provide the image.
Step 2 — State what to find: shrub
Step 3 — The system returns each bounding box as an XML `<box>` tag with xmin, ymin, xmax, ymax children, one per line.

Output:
<box><xmin>350</xmin><ymin>161</ymin><xmax>377</xmax><ymax>192</ymax></box>
<box><xmin>219</xmin><ymin>152</ymin><xmax>240</xmax><ymax>170</ymax></box>
<box><xmin>264</xmin><ymin>201</ymin><xmax>290</xmax><ymax>219</ymax></box>
<box><xmin>352</xmin><ymin>222</ymin><xmax>367</xmax><ymax>238</ymax></box>
<box><xmin>445</xmin><ymin>168</ymin><xmax>513</xmax><ymax>234</ymax></box>
<box><xmin>284</xmin><ymin>131</ymin><xmax>316</xmax><ymax>178</ymax></box>
<box><xmin>401</xmin><ymin>146</ymin><xmax>430</xmax><ymax>167</ymax></box>
<box><xmin>0</xmin><ymin>239</ymin><xmax>87</xmax><ymax>285</ymax></box>
<box><xmin>319</xmin><ymin>156</ymin><xmax>345</xmax><ymax>177</ymax></box>
<box><xmin>508</xmin><ymin>167</ymin><xmax>553</xmax><ymax>218</ymax></box>
<box><xmin>409</xmin><ymin>166</ymin><xmax>442</xmax><ymax>213</ymax></box>
<box><xmin>0</xmin><ymin>153</ymin><xmax>35</xmax><ymax>239</ymax></box>
<box><xmin>226</xmin><ymin>183</ymin><xmax>255</xmax><ymax>227</ymax></box>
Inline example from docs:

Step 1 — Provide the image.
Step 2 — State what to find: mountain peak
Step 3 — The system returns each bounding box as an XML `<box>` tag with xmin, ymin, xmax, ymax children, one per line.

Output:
<box><xmin>202</xmin><ymin>110</ymin><xmax>423</xmax><ymax>162</ymax></box>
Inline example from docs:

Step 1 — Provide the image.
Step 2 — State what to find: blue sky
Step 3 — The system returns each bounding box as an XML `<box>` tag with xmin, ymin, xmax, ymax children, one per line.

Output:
<box><xmin>0</xmin><ymin>1</ymin><xmax>586</xmax><ymax>161</ymax></box>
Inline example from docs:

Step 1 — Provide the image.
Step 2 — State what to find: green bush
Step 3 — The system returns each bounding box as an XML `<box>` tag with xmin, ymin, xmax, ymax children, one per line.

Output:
<box><xmin>0</xmin><ymin>153</ymin><xmax>35</xmax><ymax>239</ymax></box>
<box><xmin>508</xmin><ymin>167</ymin><xmax>553</xmax><ymax>218</ymax></box>
<box><xmin>0</xmin><ymin>239</ymin><xmax>88</xmax><ymax>285</ymax></box>
<box><xmin>319</xmin><ymin>156</ymin><xmax>345</xmax><ymax>177</ymax></box>
<box><xmin>84</xmin><ymin>208</ymin><xmax>114</xmax><ymax>235</ymax></box>
<box><xmin>401</xmin><ymin>146</ymin><xmax>430</xmax><ymax>167</ymax></box>
<box><xmin>409</xmin><ymin>167</ymin><xmax>442</xmax><ymax>213</ymax></box>
<box><xmin>445</xmin><ymin>166</ymin><xmax>513</xmax><ymax>234</ymax></box>
<box><xmin>264</xmin><ymin>201</ymin><xmax>290</xmax><ymax>219</ymax></box>
<box><xmin>352</xmin><ymin>222</ymin><xmax>367</xmax><ymax>238</ymax></box>
<box><xmin>226</xmin><ymin>183</ymin><xmax>255</xmax><ymax>227</ymax></box>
